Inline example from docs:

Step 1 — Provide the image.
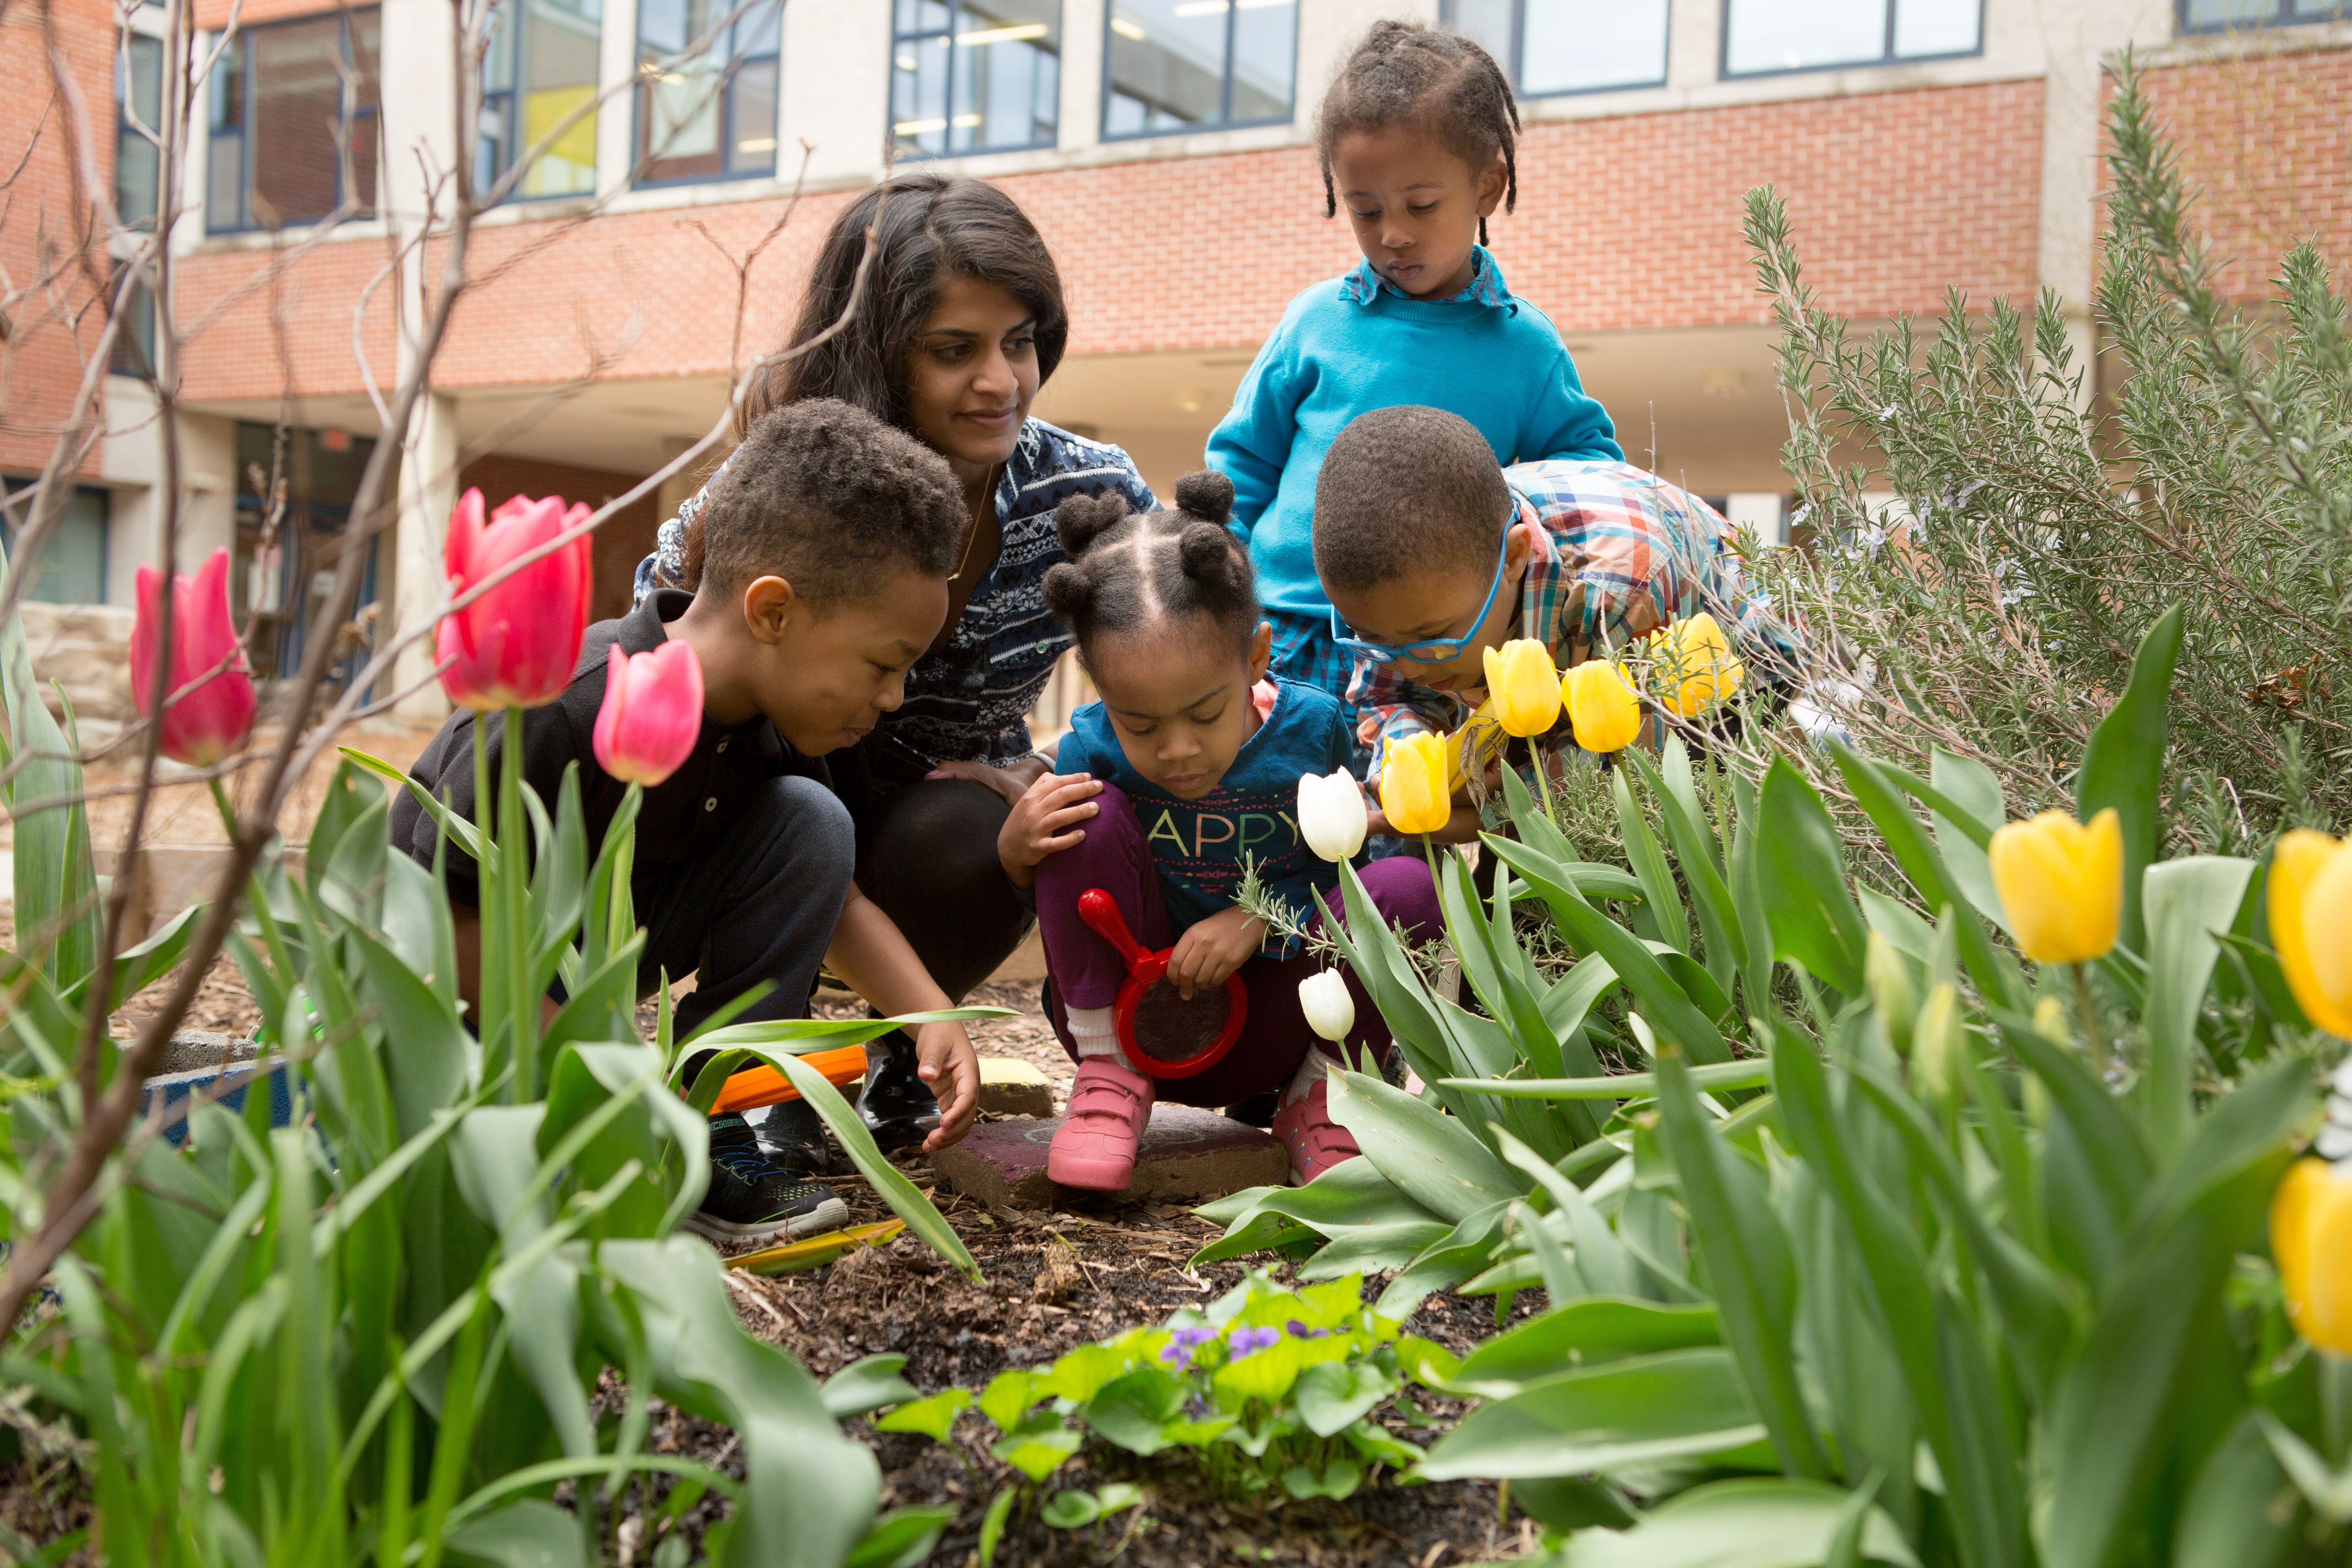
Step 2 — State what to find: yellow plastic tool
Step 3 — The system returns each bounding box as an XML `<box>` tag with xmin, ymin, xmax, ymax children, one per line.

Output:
<box><xmin>708</xmin><ymin>1044</ymin><xmax>870</xmax><ymax>1116</ymax></box>
<box><xmin>726</xmin><ymin>1219</ymin><xmax>907</xmax><ymax>1275</ymax></box>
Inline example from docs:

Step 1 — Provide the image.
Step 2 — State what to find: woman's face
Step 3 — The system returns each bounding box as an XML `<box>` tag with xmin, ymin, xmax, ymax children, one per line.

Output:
<box><xmin>905</xmin><ymin>275</ymin><xmax>1042</xmax><ymax>479</ymax></box>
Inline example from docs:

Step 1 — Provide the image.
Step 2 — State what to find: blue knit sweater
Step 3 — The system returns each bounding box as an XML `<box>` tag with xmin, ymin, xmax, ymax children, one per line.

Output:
<box><xmin>1207</xmin><ymin>248</ymin><xmax>1621</xmax><ymax>618</ymax></box>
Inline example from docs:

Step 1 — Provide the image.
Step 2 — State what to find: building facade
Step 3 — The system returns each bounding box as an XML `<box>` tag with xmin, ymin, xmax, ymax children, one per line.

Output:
<box><xmin>4</xmin><ymin>0</ymin><xmax>2349</xmax><ymax>722</ymax></box>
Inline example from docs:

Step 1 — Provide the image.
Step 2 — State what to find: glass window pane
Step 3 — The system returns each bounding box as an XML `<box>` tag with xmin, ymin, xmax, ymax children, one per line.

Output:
<box><xmin>518</xmin><ymin>0</ymin><xmax>602</xmax><ymax>194</ymax></box>
<box><xmin>639</xmin><ymin>0</ymin><xmax>774</xmax><ymax>182</ymax></box>
<box><xmin>1724</xmin><ymin>0</ymin><xmax>1886</xmax><ymax>75</ymax></box>
<box><xmin>893</xmin><ymin>33</ymin><xmax>952</xmax><ymax>155</ymax></box>
<box><xmin>951</xmin><ymin>0</ymin><xmax>1060</xmax><ymax>152</ymax></box>
<box><xmin>3</xmin><ymin>488</ymin><xmax>109</xmax><ymax>606</ymax></box>
<box><xmin>2184</xmin><ymin>0</ymin><xmax>2280</xmax><ymax>21</ymax></box>
<box><xmin>119</xmin><ymin>37</ymin><xmax>164</xmax><ymax>225</ymax></box>
<box><xmin>248</xmin><ymin>17</ymin><xmax>346</xmax><ymax>225</ymax></box>
<box><xmin>1522</xmin><ymin>0</ymin><xmax>1667</xmax><ymax>93</ymax></box>
<box><xmin>1229</xmin><ymin>0</ymin><xmax>1294</xmax><ymax>122</ymax></box>
<box><xmin>206</xmin><ymin>124</ymin><xmax>243</xmax><ymax>229</ymax></box>
<box><xmin>1106</xmin><ymin>0</ymin><xmax>1232</xmax><ymax>133</ymax></box>
<box><xmin>1447</xmin><ymin>0</ymin><xmax>1514</xmax><ymax>74</ymax></box>
<box><xmin>1892</xmin><ymin>0</ymin><xmax>1977</xmax><ymax>57</ymax></box>
<box><xmin>729</xmin><ymin>56</ymin><xmax>778</xmax><ymax>172</ymax></box>
<box><xmin>2292</xmin><ymin>0</ymin><xmax>2351</xmax><ymax>16</ymax></box>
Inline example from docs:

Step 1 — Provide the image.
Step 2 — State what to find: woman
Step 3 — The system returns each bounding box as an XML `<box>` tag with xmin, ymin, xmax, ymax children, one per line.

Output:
<box><xmin>637</xmin><ymin>172</ymin><xmax>1156</xmax><ymax>1150</ymax></box>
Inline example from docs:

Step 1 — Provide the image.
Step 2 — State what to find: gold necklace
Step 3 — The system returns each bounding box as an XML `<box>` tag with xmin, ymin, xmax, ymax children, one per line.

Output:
<box><xmin>953</xmin><ymin>465</ymin><xmax>1000</xmax><ymax>583</ymax></box>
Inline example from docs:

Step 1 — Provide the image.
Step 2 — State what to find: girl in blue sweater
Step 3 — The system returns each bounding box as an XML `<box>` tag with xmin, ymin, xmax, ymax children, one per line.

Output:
<box><xmin>996</xmin><ymin>474</ymin><xmax>1440</xmax><ymax>1192</ymax></box>
<box><xmin>1207</xmin><ymin>20</ymin><xmax>1620</xmax><ymax>717</ymax></box>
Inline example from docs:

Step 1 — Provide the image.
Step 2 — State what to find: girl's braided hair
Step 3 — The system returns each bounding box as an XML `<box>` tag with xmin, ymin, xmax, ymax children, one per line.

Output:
<box><xmin>1316</xmin><ymin>20</ymin><xmax>1520</xmax><ymax>247</ymax></box>
<box><xmin>1042</xmin><ymin>472</ymin><xmax>1260</xmax><ymax>660</ymax></box>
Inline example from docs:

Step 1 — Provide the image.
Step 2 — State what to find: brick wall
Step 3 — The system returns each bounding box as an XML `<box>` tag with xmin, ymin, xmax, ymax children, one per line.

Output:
<box><xmin>456</xmin><ymin>452</ymin><xmax>659</xmax><ymax>623</ymax></box>
<box><xmin>171</xmin><ymin>78</ymin><xmax>2047</xmax><ymax>403</ymax></box>
<box><xmin>0</xmin><ymin>0</ymin><xmax>119</xmax><ymax>478</ymax></box>
<box><xmin>2136</xmin><ymin>48</ymin><xmax>2352</xmax><ymax>299</ymax></box>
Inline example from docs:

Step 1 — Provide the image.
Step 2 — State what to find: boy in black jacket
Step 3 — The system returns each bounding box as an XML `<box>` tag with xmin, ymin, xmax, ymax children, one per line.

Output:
<box><xmin>391</xmin><ymin>399</ymin><xmax>981</xmax><ymax>1243</ymax></box>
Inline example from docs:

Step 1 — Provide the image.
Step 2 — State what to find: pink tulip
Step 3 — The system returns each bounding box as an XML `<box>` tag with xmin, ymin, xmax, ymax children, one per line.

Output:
<box><xmin>436</xmin><ymin>488</ymin><xmax>593</xmax><ymax>711</ymax></box>
<box><xmin>131</xmin><ymin>547</ymin><xmax>258</xmax><ymax>767</ymax></box>
<box><xmin>592</xmin><ymin>641</ymin><xmax>704</xmax><ymax>786</ymax></box>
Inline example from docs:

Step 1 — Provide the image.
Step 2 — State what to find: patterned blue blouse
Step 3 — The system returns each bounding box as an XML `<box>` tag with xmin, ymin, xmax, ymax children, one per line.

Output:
<box><xmin>633</xmin><ymin>418</ymin><xmax>1157</xmax><ymax>764</ymax></box>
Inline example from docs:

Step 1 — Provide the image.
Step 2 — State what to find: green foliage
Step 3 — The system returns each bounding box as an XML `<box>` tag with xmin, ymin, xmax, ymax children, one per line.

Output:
<box><xmin>877</xmin><ymin>1271</ymin><xmax>1440</xmax><ymax>1511</ymax></box>
<box><xmin>0</xmin><ymin>626</ymin><xmax>1002</xmax><ymax>1564</ymax></box>
<box><xmin>1199</xmin><ymin>603</ymin><xmax>2350</xmax><ymax>1566</ymax></box>
<box><xmin>1742</xmin><ymin>60</ymin><xmax>2352</xmax><ymax>851</ymax></box>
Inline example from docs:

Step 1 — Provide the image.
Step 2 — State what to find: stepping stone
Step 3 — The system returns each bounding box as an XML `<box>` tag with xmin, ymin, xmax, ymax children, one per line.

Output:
<box><xmin>161</xmin><ymin>1029</ymin><xmax>257</xmax><ymax>1076</ymax></box>
<box><xmin>930</xmin><ymin>1103</ymin><xmax>1290</xmax><ymax>1208</ymax></box>
<box><xmin>976</xmin><ymin>1056</ymin><xmax>1054</xmax><ymax>1118</ymax></box>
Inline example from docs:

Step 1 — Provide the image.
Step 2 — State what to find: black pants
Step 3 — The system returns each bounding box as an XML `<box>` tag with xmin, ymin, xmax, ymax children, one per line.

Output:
<box><xmin>636</xmin><ymin>773</ymin><xmax>857</xmax><ymax>1041</ymax></box>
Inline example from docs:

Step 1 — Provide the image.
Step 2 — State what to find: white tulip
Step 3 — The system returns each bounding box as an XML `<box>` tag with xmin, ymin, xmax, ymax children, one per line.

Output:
<box><xmin>1299</xmin><ymin>969</ymin><xmax>1356</xmax><ymax>1043</ymax></box>
<box><xmin>1296</xmin><ymin>768</ymin><xmax>1368</xmax><ymax>862</ymax></box>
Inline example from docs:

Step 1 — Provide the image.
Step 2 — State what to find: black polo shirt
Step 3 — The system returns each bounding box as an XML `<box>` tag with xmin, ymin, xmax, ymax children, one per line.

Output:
<box><xmin>390</xmin><ymin>590</ymin><xmax>827</xmax><ymax>905</ymax></box>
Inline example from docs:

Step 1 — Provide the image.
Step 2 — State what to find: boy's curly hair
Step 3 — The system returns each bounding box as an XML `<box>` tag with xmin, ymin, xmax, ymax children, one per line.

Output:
<box><xmin>691</xmin><ymin>397</ymin><xmax>965</xmax><ymax>606</ymax></box>
<box><xmin>1313</xmin><ymin>405</ymin><xmax>1511</xmax><ymax>593</ymax></box>
<box><xmin>1042</xmin><ymin>472</ymin><xmax>1260</xmax><ymax>660</ymax></box>
<box><xmin>1317</xmin><ymin>21</ymin><xmax>1520</xmax><ymax>247</ymax></box>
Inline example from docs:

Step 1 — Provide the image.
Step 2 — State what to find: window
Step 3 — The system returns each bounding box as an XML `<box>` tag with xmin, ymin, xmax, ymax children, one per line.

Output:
<box><xmin>481</xmin><ymin>0</ymin><xmax>604</xmax><ymax>197</ymax></box>
<box><xmin>1721</xmin><ymin>0</ymin><xmax>1979</xmax><ymax>77</ymax></box>
<box><xmin>118</xmin><ymin>33</ymin><xmax>163</xmax><ymax>226</ymax></box>
<box><xmin>0</xmin><ymin>483</ymin><xmax>110</xmax><ymax>607</ymax></box>
<box><xmin>206</xmin><ymin>9</ymin><xmax>381</xmax><ymax>231</ymax></box>
<box><xmin>634</xmin><ymin>0</ymin><xmax>781</xmax><ymax>185</ymax></box>
<box><xmin>2180</xmin><ymin>0</ymin><xmax>2350</xmax><ymax>28</ymax></box>
<box><xmin>1102</xmin><ymin>0</ymin><xmax>1295</xmax><ymax>139</ymax></box>
<box><xmin>110</xmin><ymin>275</ymin><xmax>157</xmax><ymax>379</ymax></box>
<box><xmin>1444</xmin><ymin>0</ymin><xmax>1669</xmax><ymax>97</ymax></box>
<box><xmin>892</xmin><ymin>0</ymin><xmax>1060</xmax><ymax>158</ymax></box>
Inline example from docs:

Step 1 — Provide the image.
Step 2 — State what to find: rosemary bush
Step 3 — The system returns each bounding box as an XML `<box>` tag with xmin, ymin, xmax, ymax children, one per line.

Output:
<box><xmin>1747</xmin><ymin>59</ymin><xmax>2352</xmax><ymax>851</ymax></box>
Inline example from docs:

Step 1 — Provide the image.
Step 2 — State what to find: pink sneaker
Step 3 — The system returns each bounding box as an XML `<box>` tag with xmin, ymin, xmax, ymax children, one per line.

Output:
<box><xmin>1272</xmin><ymin>1077</ymin><xmax>1361</xmax><ymax>1185</ymax></box>
<box><xmin>1047</xmin><ymin>1056</ymin><xmax>1155</xmax><ymax>1191</ymax></box>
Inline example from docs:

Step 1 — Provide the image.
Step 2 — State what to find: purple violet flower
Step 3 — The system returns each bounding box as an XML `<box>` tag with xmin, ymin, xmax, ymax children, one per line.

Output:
<box><xmin>1285</xmin><ymin>1319</ymin><xmax>1326</xmax><ymax>1340</ymax></box>
<box><xmin>1228</xmin><ymin>1326</ymin><xmax>1281</xmax><ymax>1359</ymax></box>
<box><xmin>1160</xmin><ymin>1324</ymin><xmax>1217</xmax><ymax>1371</ymax></box>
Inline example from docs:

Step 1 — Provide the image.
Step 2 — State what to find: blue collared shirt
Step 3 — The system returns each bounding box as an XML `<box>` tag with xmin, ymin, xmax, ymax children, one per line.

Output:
<box><xmin>1337</xmin><ymin>244</ymin><xmax>1514</xmax><ymax>308</ymax></box>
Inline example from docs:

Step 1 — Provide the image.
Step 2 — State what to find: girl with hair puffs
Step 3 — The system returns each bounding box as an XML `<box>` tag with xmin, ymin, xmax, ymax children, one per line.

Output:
<box><xmin>998</xmin><ymin>474</ymin><xmax>1441</xmax><ymax>1192</ymax></box>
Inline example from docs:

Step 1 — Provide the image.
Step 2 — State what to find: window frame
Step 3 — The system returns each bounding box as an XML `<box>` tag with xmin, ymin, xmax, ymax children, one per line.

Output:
<box><xmin>1717</xmin><ymin>0</ymin><xmax>1985</xmax><ymax>80</ymax></box>
<box><xmin>629</xmin><ymin>0</ymin><xmax>783</xmax><ymax>191</ymax></box>
<box><xmin>478</xmin><ymin>0</ymin><xmax>607</xmax><ymax>202</ymax></box>
<box><xmin>117</xmin><ymin>32</ymin><xmax>164</xmax><ymax>228</ymax></box>
<box><xmin>0</xmin><ymin>480</ymin><xmax>112</xmax><ymax>608</ymax></box>
<box><xmin>1439</xmin><ymin>0</ymin><xmax>1672</xmax><ymax>101</ymax></box>
<box><xmin>204</xmin><ymin>8</ymin><xmax>382</xmax><ymax>235</ymax></box>
<box><xmin>1097</xmin><ymin>0</ymin><xmax>1300</xmax><ymax>143</ymax></box>
<box><xmin>2176</xmin><ymin>0</ymin><xmax>2352</xmax><ymax>31</ymax></box>
<box><xmin>889</xmin><ymin>0</ymin><xmax>1064</xmax><ymax>162</ymax></box>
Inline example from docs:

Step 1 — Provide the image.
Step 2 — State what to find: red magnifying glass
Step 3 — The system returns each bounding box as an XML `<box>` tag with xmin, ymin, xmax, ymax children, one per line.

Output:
<box><xmin>1077</xmin><ymin>888</ymin><xmax>1248</xmax><ymax>1079</ymax></box>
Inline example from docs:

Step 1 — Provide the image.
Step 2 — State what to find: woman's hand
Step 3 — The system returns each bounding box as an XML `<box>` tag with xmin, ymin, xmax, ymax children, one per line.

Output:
<box><xmin>912</xmin><ymin>1020</ymin><xmax>981</xmax><ymax>1151</ymax></box>
<box><xmin>997</xmin><ymin>771</ymin><xmax>1103</xmax><ymax>888</ymax></box>
<box><xmin>928</xmin><ymin>755</ymin><xmax>1048</xmax><ymax>806</ymax></box>
<box><xmin>1167</xmin><ymin>906</ymin><xmax>1266</xmax><ymax>1000</ymax></box>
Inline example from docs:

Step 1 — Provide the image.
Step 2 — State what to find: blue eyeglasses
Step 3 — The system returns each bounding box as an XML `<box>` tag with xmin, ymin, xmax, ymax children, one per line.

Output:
<box><xmin>1329</xmin><ymin>514</ymin><xmax>1512</xmax><ymax>667</ymax></box>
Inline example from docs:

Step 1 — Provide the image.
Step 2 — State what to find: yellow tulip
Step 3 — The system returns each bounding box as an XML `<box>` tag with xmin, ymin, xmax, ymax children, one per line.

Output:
<box><xmin>1482</xmin><ymin>638</ymin><xmax>1562</xmax><ymax>738</ymax></box>
<box><xmin>2268</xmin><ymin>830</ymin><xmax>2352</xmax><ymax>1038</ymax></box>
<box><xmin>1379</xmin><ymin>730</ymin><xmax>1453</xmax><ymax>836</ymax></box>
<box><xmin>1987</xmin><ymin>808</ymin><xmax>2122</xmax><ymax>965</ymax></box>
<box><xmin>2272</xmin><ymin>1157</ymin><xmax>2352</xmax><ymax>1355</ymax></box>
<box><xmin>1442</xmin><ymin>702</ymin><xmax>1506</xmax><ymax>794</ymax></box>
<box><xmin>1647</xmin><ymin>612</ymin><xmax>1746</xmax><ymax>718</ymax></box>
<box><xmin>1563</xmin><ymin>659</ymin><xmax>1642</xmax><ymax>753</ymax></box>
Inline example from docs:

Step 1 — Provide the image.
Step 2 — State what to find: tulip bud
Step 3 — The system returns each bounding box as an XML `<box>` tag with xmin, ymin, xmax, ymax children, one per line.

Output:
<box><xmin>2271</xmin><ymin>1157</ymin><xmax>2352</xmax><ymax>1356</ymax></box>
<box><xmin>2031</xmin><ymin>994</ymin><xmax>2072</xmax><ymax>1047</ymax></box>
<box><xmin>1482</xmin><ymin>638</ymin><xmax>1561</xmax><ymax>738</ymax></box>
<box><xmin>1295</xmin><ymin>768</ymin><xmax>1369</xmax><ymax>863</ymax></box>
<box><xmin>1911</xmin><ymin>981</ymin><xmax>1963</xmax><ymax>1100</ymax></box>
<box><xmin>593</xmin><ymin>642</ymin><xmax>705</xmax><ymax>787</ymax></box>
<box><xmin>1378</xmin><ymin>730</ymin><xmax>1452</xmax><ymax>837</ymax></box>
<box><xmin>1865</xmin><ymin>932</ymin><xmax>1920</xmax><ymax>1056</ymax></box>
<box><xmin>2268</xmin><ymin>830</ymin><xmax>2352</xmax><ymax>1038</ymax></box>
<box><xmin>437</xmin><ymin>488</ymin><xmax>594</xmax><ymax>711</ymax></box>
<box><xmin>1563</xmin><ymin>658</ymin><xmax>1642</xmax><ymax>754</ymax></box>
<box><xmin>1987</xmin><ymin>808</ymin><xmax>2122</xmax><ymax>966</ymax></box>
<box><xmin>131</xmin><ymin>548</ymin><xmax>258</xmax><ymax>767</ymax></box>
<box><xmin>1299</xmin><ymin>969</ymin><xmax>1356</xmax><ymax>1043</ymax></box>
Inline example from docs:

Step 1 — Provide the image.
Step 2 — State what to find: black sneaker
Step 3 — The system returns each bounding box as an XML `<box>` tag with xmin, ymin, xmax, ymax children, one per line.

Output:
<box><xmin>688</xmin><ymin>1113</ymin><xmax>849</xmax><ymax>1245</ymax></box>
<box><xmin>856</xmin><ymin>1034</ymin><xmax>941</xmax><ymax>1152</ymax></box>
<box><xmin>747</xmin><ymin>1099</ymin><xmax>832</xmax><ymax>1176</ymax></box>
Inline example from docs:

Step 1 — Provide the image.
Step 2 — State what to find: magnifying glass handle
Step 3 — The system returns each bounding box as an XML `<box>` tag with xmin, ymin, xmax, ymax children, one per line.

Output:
<box><xmin>1077</xmin><ymin>888</ymin><xmax>1155</xmax><ymax>972</ymax></box>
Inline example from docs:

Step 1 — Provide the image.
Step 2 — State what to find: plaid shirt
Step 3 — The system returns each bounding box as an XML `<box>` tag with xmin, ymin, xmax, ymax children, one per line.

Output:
<box><xmin>1351</xmin><ymin>461</ymin><xmax>1802</xmax><ymax>773</ymax></box>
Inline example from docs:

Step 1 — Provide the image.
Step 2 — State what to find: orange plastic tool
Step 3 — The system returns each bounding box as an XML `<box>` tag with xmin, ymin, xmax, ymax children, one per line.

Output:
<box><xmin>708</xmin><ymin>1043</ymin><xmax>870</xmax><ymax>1115</ymax></box>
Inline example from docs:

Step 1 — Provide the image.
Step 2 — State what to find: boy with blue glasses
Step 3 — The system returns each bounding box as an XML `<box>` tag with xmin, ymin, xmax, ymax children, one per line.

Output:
<box><xmin>1310</xmin><ymin>405</ymin><xmax>1802</xmax><ymax>839</ymax></box>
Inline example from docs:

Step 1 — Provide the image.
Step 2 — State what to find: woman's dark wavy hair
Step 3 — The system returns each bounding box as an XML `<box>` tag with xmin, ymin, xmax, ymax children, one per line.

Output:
<box><xmin>738</xmin><ymin>172</ymin><xmax>1069</xmax><ymax>438</ymax></box>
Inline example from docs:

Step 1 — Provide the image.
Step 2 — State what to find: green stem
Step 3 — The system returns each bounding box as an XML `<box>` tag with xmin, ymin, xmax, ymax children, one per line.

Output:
<box><xmin>2073</xmin><ymin>963</ymin><xmax>2109</xmax><ymax>1081</ymax></box>
<box><xmin>210</xmin><ymin>775</ymin><xmax>297</xmax><ymax>1023</ymax></box>
<box><xmin>500</xmin><ymin>707</ymin><xmax>535</xmax><ymax>1102</ymax></box>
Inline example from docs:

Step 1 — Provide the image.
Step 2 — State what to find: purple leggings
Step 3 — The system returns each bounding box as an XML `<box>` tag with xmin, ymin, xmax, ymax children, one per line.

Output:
<box><xmin>1035</xmin><ymin>783</ymin><xmax>1441</xmax><ymax>1107</ymax></box>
